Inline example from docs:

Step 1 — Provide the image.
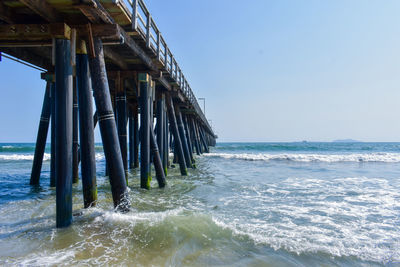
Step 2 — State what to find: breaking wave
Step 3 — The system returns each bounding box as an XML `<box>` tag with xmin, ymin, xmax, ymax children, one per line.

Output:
<box><xmin>205</xmin><ymin>152</ymin><xmax>400</xmax><ymax>163</ymax></box>
<box><xmin>0</xmin><ymin>153</ymin><xmax>105</xmax><ymax>161</ymax></box>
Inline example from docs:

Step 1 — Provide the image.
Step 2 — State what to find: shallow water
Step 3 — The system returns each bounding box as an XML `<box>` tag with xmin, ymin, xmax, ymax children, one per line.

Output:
<box><xmin>0</xmin><ymin>142</ymin><xmax>400</xmax><ymax>266</ymax></box>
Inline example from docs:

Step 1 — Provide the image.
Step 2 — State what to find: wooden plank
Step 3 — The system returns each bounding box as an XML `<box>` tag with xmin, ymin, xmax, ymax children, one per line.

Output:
<box><xmin>0</xmin><ymin>41</ymin><xmax>52</xmax><ymax>47</ymax></box>
<box><xmin>103</xmin><ymin>46</ymin><xmax>128</xmax><ymax>70</ymax></box>
<box><xmin>74</xmin><ymin>24</ymin><xmax>121</xmax><ymax>40</ymax></box>
<box><xmin>75</xmin><ymin>0</ymin><xmax>114</xmax><ymax>24</ymax></box>
<box><xmin>101</xmin><ymin>1</ymin><xmax>131</xmax><ymax>26</ymax></box>
<box><xmin>151</xmin><ymin>71</ymin><xmax>171</xmax><ymax>91</ymax></box>
<box><xmin>171</xmin><ymin>91</ymin><xmax>185</xmax><ymax>103</ymax></box>
<box><xmin>19</xmin><ymin>0</ymin><xmax>63</xmax><ymax>22</ymax></box>
<box><xmin>157</xmin><ymin>76</ymin><xmax>171</xmax><ymax>91</ymax></box>
<box><xmin>0</xmin><ymin>2</ymin><xmax>16</xmax><ymax>24</ymax></box>
<box><xmin>119</xmin><ymin>25</ymin><xmax>158</xmax><ymax>71</ymax></box>
<box><xmin>0</xmin><ymin>23</ymin><xmax>71</xmax><ymax>41</ymax></box>
<box><xmin>0</xmin><ymin>47</ymin><xmax>52</xmax><ymax>70</ymax></box>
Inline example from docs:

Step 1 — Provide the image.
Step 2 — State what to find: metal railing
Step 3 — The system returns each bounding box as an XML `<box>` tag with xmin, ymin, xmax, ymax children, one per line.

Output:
<box><xmin>129</xmin><ymin>0</ymin><xmax>212</xmax><ymax>133</ymax></box>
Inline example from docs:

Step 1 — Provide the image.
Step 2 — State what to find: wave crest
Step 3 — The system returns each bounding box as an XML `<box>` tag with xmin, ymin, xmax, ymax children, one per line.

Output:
<box><xmin>204</xmin><ymin>152</ymin><xmax>400</xmax><ymax>163</ymax></box>
<box><xmin>0</xmin><ymin>153</ymin><xmax>105</xmax><ymax>161</ymax></box>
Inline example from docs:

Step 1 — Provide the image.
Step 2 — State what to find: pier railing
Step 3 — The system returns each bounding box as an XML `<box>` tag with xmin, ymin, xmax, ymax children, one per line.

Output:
<box><xmin>127</xmin><ymin>0</ymin><xmax>212</xmax><ymax>133</ymax></box>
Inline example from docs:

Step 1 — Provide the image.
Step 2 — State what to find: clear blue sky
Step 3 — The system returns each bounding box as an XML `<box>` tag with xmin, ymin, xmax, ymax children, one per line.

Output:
<box><xmin>1</xmin><ymin>0</ymin><xmax>400</xmax><ymax>142</ymax></box>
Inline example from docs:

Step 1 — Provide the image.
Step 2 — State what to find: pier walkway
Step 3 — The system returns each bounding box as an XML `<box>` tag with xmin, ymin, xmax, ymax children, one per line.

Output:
<box><xmin>0</xmin><ymin>0</ymin><xmax>216</xmax><ymax>227</ymax></box>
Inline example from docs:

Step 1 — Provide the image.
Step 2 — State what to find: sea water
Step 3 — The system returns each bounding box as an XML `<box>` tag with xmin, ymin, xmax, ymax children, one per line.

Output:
<box><xmin>0</xmin><ymin>142</ymin><xmax>399</xmax><ymax>266</ymax></box>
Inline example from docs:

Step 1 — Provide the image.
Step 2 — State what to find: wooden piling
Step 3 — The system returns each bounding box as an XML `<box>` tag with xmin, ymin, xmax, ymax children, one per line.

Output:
<box><xmin>194</xmin><ymin>120</ymin><xmax>204</xmax><ymax>154</ymax></box>
<box><xmin>183</xmin><ymin>115</ymin><xmax>194</xmax><ymax>165</ymax></box>
<box><xmin>133</xmin><ymin>105</ymin><xmax>139</xmax><ymax>168</ymax></box>
<box><xmin>163</xmin><ymin>104</ymin><xmax>169</xmax><ymax>174</ymax></box>
<box><xmin>77</xmin><ymin>111</ymin><xmax>98</xmax><ymax>167</ymax></box>
<box><xmin>156</xmin><ymin>94</ymin><xmax>165</xmax><ymax>173</ymax></box>
<box><xmin>174</xmin><ymin>105</ymin><xmax>193</xmax><ymax>168</ymax></box>
<box><xmin>166</xmin><ymin>94</ymin><xmax>187</xmax><ymax>175</ymax></box>
<box><xmin>139</xmin><ymin>73</ymin><xmax>151</xmax><ymax>189</ymax></box>
<box><xmin>190</xmin><ymin>116</ymin><xmax>201</xmax><ymax>155</ymax></box>
<box><xmin>30</xmin><ymin>82</ymin><xmax>51</xmax><ymax>185</ymax></box>
<box><xmin>76</xmin><ymin>49</ymin><xmax>97</xmax><ymax>208</ymax></box>
<box><xmin>116</xmin><ymin>75</ymin><xmax>128</xmax><ymax>173</ymax></box>
<box><xmin>55</xmin><ymin>38</ymin><xmax>73</xmax><ymax>228</ymax></box>
<box><xmin>50</xmin><ymin>82</ymin><xmax>56</xmax><ymax>187</ymax></box>
<box><xmin>198</xmin><ymin>124</ymin><xmax>209</xmax><ymax>153</ymax></box>
<box><xmin>72</xmin><ymin>78</ymin><xmax>79</xmax><ymax>184</ymax></box>
<box><xmin>88</xmin><ymin>37</ymin><xmax>128</xmax><ymax>211</ymax></box>
<box><xmin>128</xmin><ymin>110</ymin><xmax>134</xmax><ymax>169</ymax></box>
<box><xmin>150</xmin><ymin>126</ymin><xmax>166</xmax><ymax>188</ymax></box>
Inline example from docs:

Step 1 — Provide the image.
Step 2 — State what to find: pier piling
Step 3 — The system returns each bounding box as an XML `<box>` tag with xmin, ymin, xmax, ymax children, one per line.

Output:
<box><xmin>30</xmin><ymin>82</ymin><xmax>51</xmax><ymax>185</ymax></box>
<box><xmin>89</xmin><ymin>37</ymin><xmax>128</xmax><ymax>211</ymax></box>
<box><xmin>194</xmin><ymin>121</ymin><xmax>204</xmax><ymax>154</ymax></box>
<box><xmin>175</xmin><ymin>105</ymin><xmax>193</xmax><ymax>168</ymax></box>
<box><xmin>116</xmin><ymin>74</ymin><xmax>128</xmax><ymax>173</ymax></box>
<box><xmin>76</xmin><ymin>45</ymin><xmax>97</xmax><ymax>208</ymax></box>
<box><xmin>139</xmin><ymin>73</ymin><xmax>152</xmax><ymax>189</ymax></box>
<box><xmin>166</xmin><ymin>95</ymin><xmax>187</xmax><ymax>175</ymax></box>
<box><xmin>132</xmin><ymin>105</ymin><xmax>139</xmax><ymax>168</ymax></box>
<box><xmin>128</xmin><ymin>110</ymin><xmax>134</xmax><ymax>169</ymax></box>
<box><xmin>55</xmin><ymin>38</ymin><xmax>73</xmax><ymax>228</ymax></box>
<box><xmin>163</xmin><ymin>112</ymin><xmax>169</xmax><ymax>173</ymax></box>
<box><xmin>190</xmin><ymin>117</ymin><xmax>201</xmax><ymax>155</ymax></box>
<box><xmin>183</xmin><ymin>115</ymin><xmax>194</xmax><ymax>165</ymax></box>
<box><xmin>156</xmin><ymin>94</ymin><xmax>165</xmax><ymax>173</ymax></box>
<box><xmin>72</xmin><ymin>79</ymin><xmax>79</xmax><ymax>184</ymax></box>
<box><xmin>199</xmin><ymin>125</ymin><xmax>209</xmax><ymax>153</ymax></box>
<box><xmin>150</xmin><ymin>126</ymin><xmax>166</xmax><ymax>187</ymax></box>
<box><xmin>50</xmin><ymin>82</ymin><xmax>56</xmax><ymax>187</ymax></box>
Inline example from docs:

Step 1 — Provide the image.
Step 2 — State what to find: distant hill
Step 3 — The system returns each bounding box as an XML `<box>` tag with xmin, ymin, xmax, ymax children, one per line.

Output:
<box><xmin>332</xmin><ymin>139</ymin><xmax>362</xmax><ymax>143</ymax></box>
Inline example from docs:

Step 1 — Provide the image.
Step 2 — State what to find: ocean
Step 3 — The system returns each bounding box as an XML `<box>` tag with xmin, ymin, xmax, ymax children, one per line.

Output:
<box><xmin>0</xmin><ymin>142</ymin><xmax>399</xmax><ymax>266</ymax></box>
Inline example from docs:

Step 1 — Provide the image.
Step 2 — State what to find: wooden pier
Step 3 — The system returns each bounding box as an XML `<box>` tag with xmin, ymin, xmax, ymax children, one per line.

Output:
<box><xmin>0</xmin><ymin>0</ymin><xmax>217</xmax><ymax>227</ymax></box>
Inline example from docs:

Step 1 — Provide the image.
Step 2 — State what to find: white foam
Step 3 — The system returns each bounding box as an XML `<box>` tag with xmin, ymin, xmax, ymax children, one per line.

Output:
<box><xmin>92</xmin><ymin>207</ymin><xmax>184</xmax><ymax>227</ymax></box>
<box><xmin>205</xmin><ymin>152</ymin><xmax>400</xmax><ymax>163</ymax></box>
<box><xmin>95</xmin><ymin>153</ymin><xmax>105</xmax><ymax>161</ymax></box>
<box><xmin>0</xmin><ymin>153</ymin><xmax>105</xmax><ymax>161</ymax></box>
<box><xmin>211</xmin><ymin>176</ymin><xmax>400</xmax><ymax>263</ymax></box>
<box><xmin>0</xmin><ymin>153</ymin><xmax>51</xmax><ymax>161</ymax></box>
<box><xmin>16</xmin><ymin>250</ymin><xmax>76</xmax><ymax>267</ymax></box>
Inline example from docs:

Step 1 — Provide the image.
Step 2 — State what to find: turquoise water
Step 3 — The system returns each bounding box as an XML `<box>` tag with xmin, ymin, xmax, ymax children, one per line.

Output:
<box><xmin>0</xmin><ymin>142</ymin><xmax>400</xmax><ymax>266</ymax></box>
